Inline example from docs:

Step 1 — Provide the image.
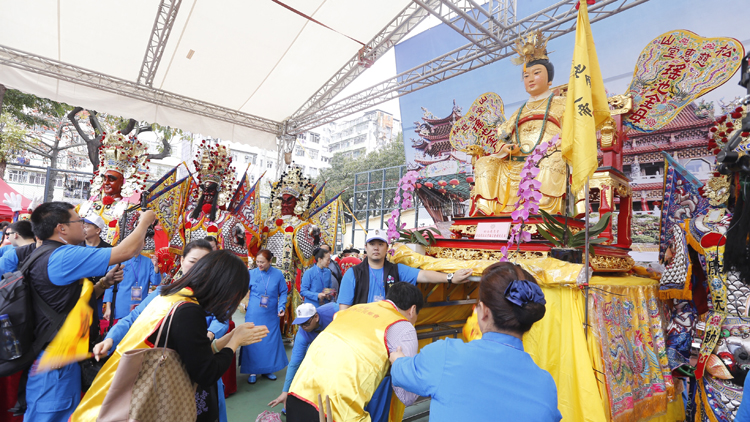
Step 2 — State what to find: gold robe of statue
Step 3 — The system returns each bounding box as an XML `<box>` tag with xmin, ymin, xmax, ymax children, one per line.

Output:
<box><xmin>472</xmin><ymin>94</ymin><xmax>567</xmax><ymax>216</ymax></box>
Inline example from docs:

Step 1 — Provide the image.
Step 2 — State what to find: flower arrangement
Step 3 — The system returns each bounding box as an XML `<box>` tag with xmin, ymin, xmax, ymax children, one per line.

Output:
<box><xmin>386</xmin><ymin>171</ymin><xmax>441</xmax><ymax>246</ymax></box>
<box><xmin>500</xmin><ymin>134</ymin><xmax>560</xmax><ymax>261</ymax></box>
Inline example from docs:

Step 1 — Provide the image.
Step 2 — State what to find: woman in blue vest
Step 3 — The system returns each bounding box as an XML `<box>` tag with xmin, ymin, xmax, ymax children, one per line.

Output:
<box><xmin>390</xmin><ymin>262</ymin><xmax>562</xmax><ymax>421</ymax></box>
<box><xmin>300</xmin><ymin>248</ymin><xmax>334</xmax><ymax>308</ymax></box>
<box><xmin>240</xmin><ymin>249</ymin><xmax>289</xmax><ymax>384</ymax></box>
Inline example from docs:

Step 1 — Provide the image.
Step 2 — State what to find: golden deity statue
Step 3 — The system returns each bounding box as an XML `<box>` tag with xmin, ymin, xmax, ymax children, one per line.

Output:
<box><xmin>471</xmin><ymin>31</ymin><xmax>567</xmax><ymax>216</ymax></box>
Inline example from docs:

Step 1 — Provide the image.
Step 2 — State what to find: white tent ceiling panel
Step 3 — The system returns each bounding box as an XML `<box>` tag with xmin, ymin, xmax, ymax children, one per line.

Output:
<box><xmin>240</xmin><ymin>23</ymin><xmax>360</xmax><ymax>121</ymax></box>
<box><xmin>0</xmin><ymin>1</ymin><xmax>59</xmax><ymax>59</ymax></box>
<box><xmin>0</xmin><ymin>0</ymin><xmax>429</xmax><ymax>150</ymax></box>
<box><xmin>154</xmin><ymin>0</ymin><xmax>309</xmax><ymax>110</ymax></box>
<box><xmin>312</xmin><ymin>0</ymin><xmax>413</xmax><ymax>44</ymax></box>
<box><xmin>0</xmin><ymin>63</ymin><xmax>276</xmax><ymax>149</ymax></box>
<box><xmin>58</xmin><ymin>1</ymin><xmax>156</xmax><ymax>81</ymax></box>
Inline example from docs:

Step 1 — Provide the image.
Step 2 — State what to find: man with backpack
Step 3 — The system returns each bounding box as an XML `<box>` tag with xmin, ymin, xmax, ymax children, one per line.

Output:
<box><xmin>7</xmin><ymin>201</ymin><xmax>155</xmax><ymax>422</ymax></box>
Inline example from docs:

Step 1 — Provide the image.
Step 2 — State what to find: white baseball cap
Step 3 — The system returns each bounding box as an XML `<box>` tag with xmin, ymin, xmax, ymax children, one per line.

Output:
<box><xmin>83</xmin><ymin>214</ymin><xmax>106</xmax><ymax>232</ymax></box>
<box><xmin>293</xmin><ymin>303</ymin><xmax>317</xmax><ymax>325</ymax></box>
<box><xmin>365</xmin><ymin>229</ymin><xmax>388</xmax><ymax>244</ymax></box>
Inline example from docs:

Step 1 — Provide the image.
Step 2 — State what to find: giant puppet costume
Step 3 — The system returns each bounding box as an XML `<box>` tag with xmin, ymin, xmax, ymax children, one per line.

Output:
<box><xmin>658</xmin><ymin>103</ymin><xmax>750</xmax><ymax>421</ymax></box>
<box><xmin>77</xmin><ymin>131</ymin><xmax>151</xmax><ymax>248</ymax></box>
<box><xmin>169</xmin><ymin>143</ymin><xmax>253</xmax><ymax>263</ymax></box>
<box><xmin>260</xmin><ymin>165</ymin><xmax>319</xmax><ymax>337</ymax></box>
<box><xmin>470</xmin><ymin>31</ymin><xmax>566</xmax><ymax>216</ymax></box>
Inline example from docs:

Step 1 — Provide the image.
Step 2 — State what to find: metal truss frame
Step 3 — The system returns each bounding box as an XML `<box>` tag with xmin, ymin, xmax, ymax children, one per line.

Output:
<box><xmin>0</xmin><ymin>0</ymin><xmax>651</xmax><ymax>140</ymax></box>
<box><xmin>290</xmin><ymin>0</ymin><xmax>437</xmax><ymax>121</ymax></box>
<box><xmin>137</xmin><ymin>0</ymin><xmax>183</xmax><ymax>86</ymax></box>
<box><xmin>0</xmin><ymin>45</ymin><xmax>282</xmax><ymax>134</ymax></box>
<box><xmin>289</xmin><ymin>0</ymin><xmax>652</xmax><ymax>134</ymax></box>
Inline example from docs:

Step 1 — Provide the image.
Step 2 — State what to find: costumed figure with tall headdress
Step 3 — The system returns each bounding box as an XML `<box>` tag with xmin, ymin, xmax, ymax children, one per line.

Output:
<box><xmin>260</xmin><ymin>165</ymin><xmax>319</xmax><ymax>337</ymax></box>
<box><xmin>77</xmin><ymin>131</ymin><xmax>151</xmax><ymax>249</ymax></box>
<box><xmin>168</xmin><ymin>142</ymin><xmax>254</xmax><ymax>265</ymax></box>
<box><xmin>463</xmin><ymin>31</ymin><xmax>567</xmax><ymax>216</ymax></box>
<box><xmin>658</xmin><ymin>104</ymin><xmax>750</xmax><ymax>421</ymax></box>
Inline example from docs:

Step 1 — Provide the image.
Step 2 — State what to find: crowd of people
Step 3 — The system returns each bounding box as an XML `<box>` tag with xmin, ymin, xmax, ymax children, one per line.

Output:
<box><xmin>0</xmin><ymin>204</ymin><xmax>563</xmax><ymax>422</ymax></box>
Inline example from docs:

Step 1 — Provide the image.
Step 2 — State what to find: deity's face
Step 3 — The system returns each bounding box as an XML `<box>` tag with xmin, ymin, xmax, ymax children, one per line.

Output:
<box><xmin>281</xmin><ymin>194</ymin><xmax>298</xmax><ymax>216</ymax></box>
<box><xmin>201</xmin><ymin>181</ymin><xmax>219</xmax><ymax>200</ymax></box>
<box><xmin>102</xmin><ymin>170</ymin><xmax>124</xmax><ymax>198</ymax></box>
<box><xmin>523</xmin><ymin>64</ymin><xmax>551</xmax><ymax>97</ymax></box>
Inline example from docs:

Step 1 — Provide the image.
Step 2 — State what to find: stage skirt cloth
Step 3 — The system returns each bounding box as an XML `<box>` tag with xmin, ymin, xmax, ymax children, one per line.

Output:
<box><xmin>240</xmin><ymin>284</ymin><xmax>289</xmax><ymax>374</ymax></box>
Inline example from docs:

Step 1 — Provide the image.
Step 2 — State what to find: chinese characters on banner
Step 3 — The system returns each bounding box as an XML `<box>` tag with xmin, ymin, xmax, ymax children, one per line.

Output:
<box><xmin>449</xmin><ymin>92</ymin><xmax>506</xmax><ymax>155</ymax></box>
<box><xmin>625</xmin><ymin>30</ymin><xmax>744</xmax><ymax>133</ymax></box>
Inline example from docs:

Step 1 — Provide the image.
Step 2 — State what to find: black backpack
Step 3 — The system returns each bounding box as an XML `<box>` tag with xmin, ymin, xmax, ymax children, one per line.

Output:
<box><xmin>0</xmin><ymin>243</ymin><xmax>66</xmax><ymax>377</ymax></box>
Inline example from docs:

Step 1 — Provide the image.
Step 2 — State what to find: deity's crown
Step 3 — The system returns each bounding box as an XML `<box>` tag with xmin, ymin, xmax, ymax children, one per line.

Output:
<box><xmin>270</xmin><ymin>165</ymin><xmax>314</xmax><ymax>216</ymax></box>
<box><xmin>91</xmin><ymin>131</ymin><xmax>149</xmax><ymax>197</ymax></box>
<box><xmin>192</xmin><ymin>141</ymin><xmax>236</xmax><ymax>198</ymax></box>
<box><xmin>511</xmin><ymin>30</ymin><xmax>551</xmax><ymax>67</ymax></box>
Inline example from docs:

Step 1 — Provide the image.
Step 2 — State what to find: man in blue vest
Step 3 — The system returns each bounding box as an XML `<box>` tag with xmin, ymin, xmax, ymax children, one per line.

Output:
<box><xmin>338</xmin><ymin>229</ymin><xmax>472</xmax><ymax>310</ymax></box>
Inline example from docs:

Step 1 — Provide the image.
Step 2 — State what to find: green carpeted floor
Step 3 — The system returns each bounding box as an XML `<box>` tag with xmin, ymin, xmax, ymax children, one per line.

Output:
<box><xmin>226</xmin><ymin>312</ymin><xmax>429</xmax><ymax>422</ymax></box>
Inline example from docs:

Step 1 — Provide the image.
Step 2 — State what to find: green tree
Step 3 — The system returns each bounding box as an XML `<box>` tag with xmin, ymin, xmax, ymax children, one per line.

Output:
<box><xmin>0</xmin><ymin>84</ymin><xmax>76</xmax><ymax>181</ymax></box>
<box><xmin>0</xmin><ymin>112</ymin><xmax>28</xmax><ymax>177</ymax></box>
<box><xmin>315</xmin><ymin>136</ymin><xmax>405</xmax><ymax>218</ymax></box>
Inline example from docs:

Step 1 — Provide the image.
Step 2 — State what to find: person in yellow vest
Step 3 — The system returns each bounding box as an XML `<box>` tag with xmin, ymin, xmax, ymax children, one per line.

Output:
<box><xmin>286</xmin><ymin>282</ymin><xmax>423</xmax><ymax>422</ymax></box>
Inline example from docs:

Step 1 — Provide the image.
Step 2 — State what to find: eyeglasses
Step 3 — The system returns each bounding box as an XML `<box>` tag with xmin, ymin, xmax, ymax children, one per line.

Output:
<box><xmin>5</xmin><ymin>231</ymin><xmax>16</xmax><ymax>236</ymax></box>
<box><xmin>301</xmin><ymin>316</ymin><xmax>316</xmax><ymax>328</ymax></box>
<box><xmin>65</xmin><ymin>219</ymin><xmax>86</xmax><ymax>226</ymax></box>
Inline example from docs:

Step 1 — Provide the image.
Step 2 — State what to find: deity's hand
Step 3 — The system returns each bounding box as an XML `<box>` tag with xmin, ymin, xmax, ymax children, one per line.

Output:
<box><xmin>498</xmin><ymin>143</ymin><xmax>520</xmax><ymax>157</ymax></box>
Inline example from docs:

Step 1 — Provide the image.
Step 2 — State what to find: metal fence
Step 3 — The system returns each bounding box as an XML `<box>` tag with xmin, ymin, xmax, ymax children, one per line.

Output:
<box><xmin>348</xmin><ymin>165</ymin><xmax>419</xmax><ymax>245</ymax></box>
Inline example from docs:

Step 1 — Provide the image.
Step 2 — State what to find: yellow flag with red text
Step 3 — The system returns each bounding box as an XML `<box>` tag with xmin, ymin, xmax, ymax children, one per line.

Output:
<box><xmin>562</xmin><ymin>0</ymin><xmax>611</xmax><ymax>192</ymax></box>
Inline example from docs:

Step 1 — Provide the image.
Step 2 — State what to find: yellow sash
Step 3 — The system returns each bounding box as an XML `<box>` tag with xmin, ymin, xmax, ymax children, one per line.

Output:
<box><xmin>70</xmin><ymin>290</ymin><xmax>196</xmax><ymax>422</ymax></box>
<box><xmin>37</xmin><ymin>279</ymin><xmax>94</xmax><ymax>373</ymax></box>
<box><xmin>289</xmin><ymin>301</ymin><xmax>406</xmax><ymax>422</ymax></box>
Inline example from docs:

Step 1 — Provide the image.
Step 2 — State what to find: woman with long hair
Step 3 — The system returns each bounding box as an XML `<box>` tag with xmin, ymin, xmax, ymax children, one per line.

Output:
<box><xmin>240</xmin><ymin>249</ymin><xmax>289</xmax><ymax>384</ymax></box>
<box><xmin>73</xmin><ymin>250</ymin><xmax>269</xmax><ymax>422</ymax></box>
<box><xmin>91</xmin><ymin>239</ymin><xmax>236</xmax><ymax>422</ymax></box>
<box><xmin>389</xmin><ymin>262</ymin><xmax>562</xmax><ymax>421</ymax></box>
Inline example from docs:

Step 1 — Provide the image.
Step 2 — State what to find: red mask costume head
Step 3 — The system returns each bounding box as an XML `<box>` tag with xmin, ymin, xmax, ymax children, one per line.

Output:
<box><xmin>102</xmin><ymin>170</ymin><xmax>124</xmax><ymax>199</ymax></box>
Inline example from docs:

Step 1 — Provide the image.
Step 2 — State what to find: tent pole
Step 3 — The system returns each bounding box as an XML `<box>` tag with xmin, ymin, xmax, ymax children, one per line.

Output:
<box><xmin>584</xmin><ymin>176</ymin><xmax>590</xmax><ymax>340</ymax></box>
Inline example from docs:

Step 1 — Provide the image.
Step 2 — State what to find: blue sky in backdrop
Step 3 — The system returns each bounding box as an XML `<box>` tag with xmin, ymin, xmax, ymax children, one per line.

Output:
<box><xmin>395</xmin><ymin>0</ymin><xmax>750</xmax><ymax>165</ymax></box>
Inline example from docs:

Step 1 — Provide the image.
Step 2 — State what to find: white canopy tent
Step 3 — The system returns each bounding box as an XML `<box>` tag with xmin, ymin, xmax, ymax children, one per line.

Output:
<box><xmin>0</xmin><ymin>0</ymin><xmax>650</xmax><ymax>152</ymax></box>
<box><xmin>0</xmin><ymin>0</ymin><xmax>413</xmax><ymax>148</ymax></box>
